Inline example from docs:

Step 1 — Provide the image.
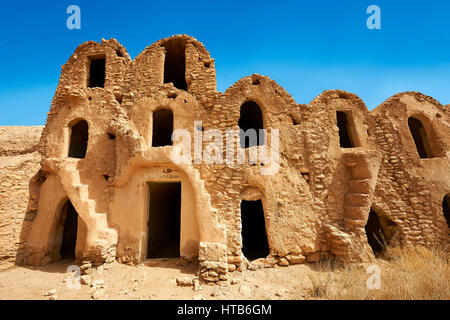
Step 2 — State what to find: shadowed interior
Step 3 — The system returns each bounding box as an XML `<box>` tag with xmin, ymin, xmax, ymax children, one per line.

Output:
<box><xmin>68</xmin><ymin>120</ymin><xmax>88</xmax><ymax>158</ymax></box>
<box><xmin>162</xmin><ymin>38</ymin><xmax>187</xmax><ymax>90</ymax></box>
<box><xmin>241</xmin><ymin>200</ymin><xmax>269</xmax><ymax>260</ymax></box>
<box><xmin>239</xmin><ymin>101</ymin><xmax>264</xmax><ymax>149</ymax></box>
<box><xmin>443</xmin><ymin>195</ymin><xmax>450</xmax><ymax>230</ymax></box>
<box><xmin>59</xmin><ymin>200</ymin><xmax>78</xmax><ymax>260</ymax></box>
<box><xmin>408</xmin><ymin>117</ymin><xmax>432</xmax><ymax>158</ymax></box>
<box><xmin>88</xmin><ymin>57</ymin><xmax>106</xmax><ymax>88</ymax></box>
<box><xmin>365</xmin><ymin>208</ymin><xmax>386</xmax><ymax>255</ymax></box>
<box><xmin>337</xmin><ymin>111</ymin><xmax>355</xmax><ymax>148</ymax></box>
<box><xmin>152</xmin><ymin>109</ymin><xmax>173</xmax><ymax>147</ymax></box>
<box><xmin>147</xmin><ymin>182</ymin><xmax>181</xmax><ymax>258</ymax></box>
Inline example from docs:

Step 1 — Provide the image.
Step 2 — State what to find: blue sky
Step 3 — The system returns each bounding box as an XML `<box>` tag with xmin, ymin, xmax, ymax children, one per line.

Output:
<box><xmin>0</xmin><ymin>0</ymin><xmax>449</xmax><ymax>125</ymax></box>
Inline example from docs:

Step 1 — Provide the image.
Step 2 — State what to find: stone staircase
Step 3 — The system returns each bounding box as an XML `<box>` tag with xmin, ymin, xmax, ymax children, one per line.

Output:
<box><xmin>182</xmin><ymin>164</ymin><xmax>228</xmax><ymax>282</ymax></box>
<box><xmin>324</xmin><ymin>150</ymin><xmax>382</xmax><ymax>262</ymax></box>
<box><xmin>57</xmin><ymin>161</ymin><xmax>117</xmax><ymax>262</ymax></box>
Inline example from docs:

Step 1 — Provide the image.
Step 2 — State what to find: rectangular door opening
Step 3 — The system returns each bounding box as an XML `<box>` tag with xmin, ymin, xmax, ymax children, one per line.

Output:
<box><xmin>241</xmin><ymin>200</ymin><xmax>270</xmax><ymax>261</ymax></box>
<box><xmin>147</xmin><ymin>182</ymin><xmax>181</xmax><ymax>258</ymax></box>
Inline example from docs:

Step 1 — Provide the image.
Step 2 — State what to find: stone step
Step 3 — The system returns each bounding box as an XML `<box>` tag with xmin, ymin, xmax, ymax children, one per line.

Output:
<box><xmin>348</xmin><ymin>179</ymin><xmax>371</xmax><ymax>194</ymax></box>
<box><xmin>331</xmin><ymin>248</ymin><xmax>351</xmax><ymax>256</ymax></box>
<box><xmin>344</xmin><ymin>193</ymin><xmax>370</xmax><ymax>207</ymax></box>
<box><xmin>343</xmin><ymin>205</ymin><xmax>367</xmax><ymax>220</ymax></box>
<box><xmin>343</xmin><ymin>218</ymin><xmax>366</xmax><ymax>230</ymax></box>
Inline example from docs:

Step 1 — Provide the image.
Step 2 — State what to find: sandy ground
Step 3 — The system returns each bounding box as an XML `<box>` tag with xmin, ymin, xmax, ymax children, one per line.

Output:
<box><xmin>0</xmin><ymin>259</ymin><xmax>323</xmax><ymax>300</ymax></box>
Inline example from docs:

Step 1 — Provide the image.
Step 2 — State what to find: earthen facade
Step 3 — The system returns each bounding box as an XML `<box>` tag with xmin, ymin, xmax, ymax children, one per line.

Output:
<box><xmin>1</xmin><ymin>35</ymin><xmax>449</xmax><ymax>282</ymax></box>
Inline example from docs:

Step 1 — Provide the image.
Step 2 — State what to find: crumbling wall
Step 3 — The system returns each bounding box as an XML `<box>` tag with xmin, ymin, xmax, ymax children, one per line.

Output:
<box><xmin>371</xmin><ymin>92</ymin><xmax>450</xmax><ymax>247</ymax></box>
<box><xmin>0</xmin><ymin>126</ymin><xmax>42</xmax><ymax>270</ymax></box>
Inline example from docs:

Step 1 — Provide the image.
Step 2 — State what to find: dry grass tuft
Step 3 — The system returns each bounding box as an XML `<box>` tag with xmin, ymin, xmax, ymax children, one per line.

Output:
<box><xmin>306</xmin><ymin>245</ymin><xmax>449</xmax><ymax>300</ymax></box>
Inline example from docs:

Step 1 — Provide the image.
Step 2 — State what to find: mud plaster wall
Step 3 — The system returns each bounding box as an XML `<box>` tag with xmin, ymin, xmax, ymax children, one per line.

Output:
<box><xmin>0</xmin><ymin>127</ymin><xmax>43</xmax><ymax>270</ymax></box>
<box><xmin>111</xmin><ymin>165</ymin><xmax>199</xmax><ymax>262</ymax></box>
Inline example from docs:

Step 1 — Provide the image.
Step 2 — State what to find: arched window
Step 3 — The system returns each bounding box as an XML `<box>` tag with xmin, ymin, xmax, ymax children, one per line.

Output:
<box><xmin>336</xmin><ymin>111</ymin><xmax>358</xmax><ymax>148</ymax></box>
<box><xmin>68</xmin><ymin>120</ymin><xmax>88</xmax><ymax>158</ymax></box>
<box><xmin>443</xmin><ymin>195</ymin><xmax>450</xmax><ymax>229</ymax></box>
<box><xmin>152</xmin><ymin>109</ymin><xmax>174</xmax><ymax>147</ymax></box>
<box><xmin>239</xmin><ymin>101</ymin><xmax>264</xmax><ymax>149</ymax></box>
<box><xmin>408</xmin><ymin>117</ymin><xmax>433</xmax><ymax>158</ymax></box>
<box><xmin>162</xmin><ymin>38</ymin><xmax>187</xmax><ymax>90</ymax></box>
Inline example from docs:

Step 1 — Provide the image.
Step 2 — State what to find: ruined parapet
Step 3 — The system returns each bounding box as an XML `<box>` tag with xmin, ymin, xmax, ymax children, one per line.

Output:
<box><xmin>123</xmin><ymin>35</ymin><xmax>217</xmax><ymax>109</ymax></box>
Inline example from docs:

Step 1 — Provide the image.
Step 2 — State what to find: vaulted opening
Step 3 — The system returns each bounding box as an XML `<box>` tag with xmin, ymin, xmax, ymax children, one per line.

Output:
<box><xmin>336</xmin><ymin>111</ymin><xmax>357</xmax><ymax>148</ymax></box>
<box><xmin>152</xmin><ymin>109</ymin><xmax>173</xmax><ymax>147</ymax></box>
<box><xmin>162</xmin><ymin>38</ymin><xmax>187</xmax><ymax>90</ymax></box>
<box><xmin>443</xmin><ymin>195</ymin><xmax>450</xmax><ymax>230</ymax></box>
<box><xmin>147</xmin><ymin>182</ymin><xmax>181</xmax><ymax>258</ymax></box>
<box><xmin>241</xmin><ymin>200</ymin><xmax>269</xmax><ymax>260</ymax></box>
<box><xmin>68</xmin><ymin>120</ymin><xmax>88</xmax><ymax>158</ymax></box>
<box><xmin>88</xmin><ymin>57</ymin><xmax>106</xmax><ymax>88</ymax></box>
<box><xmin>365</xmin><ymin>208</ymin><xmax>387</xmax><ymax>255</ymax></box>
<box><xmin>408</xmin><ymin>117</ymin><xmax>433</xmax><ymax>158</ymax></box>
<box><xmin>59</xmin><ymin>200</ymin><xmax>78</xmax><ymax>260</ymax></box>
<box><xmin>239</xmin><ymin>101</ymin><xmax>264</xmax><ymax>149</ymax></box>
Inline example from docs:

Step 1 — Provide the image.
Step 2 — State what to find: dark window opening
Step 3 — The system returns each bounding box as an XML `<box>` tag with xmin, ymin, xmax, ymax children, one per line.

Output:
<box><xmin>152</xmin><ymin>109</ymin><xmax>173</xmax><ymax>147</ymax></box>
<box><xmin>365</xmin><ymin>209</ymin><xmax>387</xmax><ymax>256</ymax></box>
<box><xmin>107</xmin><ymin>132</ymin><xmax>116</xmax><ymax>140</ymax></box>
<box><xmin>290</xmin><ymin>114</ymin><xmax>300</xmax><ymax>125</ymax></box>
<box><xmin>239</xmin><ymin>101</ymin><xmax>264</xmax><ymax>149</ymax></box>
<box><xmin>443</xmin><ymin>195</ymin><xmax>450</xmax><ymax>229</ymax></box>
<box><xmin>241</xmin><ymin>200</ymin><xmax>269</xmax><ymax>260</ymax></box>
<box><xmin>147</xmin><ymin>182</ymin><xmax>181</xmax><ymax>258</ymax></box>
<box><xmin>68</xmin><ymin>120</ymin><xmax>88</xmax><ymax>158</ymax></box>
<box><xmin>162</xmin><ymin>38</ymin><xmax>187</xmax><ymax>90</ymax></box>
<box><xmin>59</xmin><ymin>200</ymin><xmax>78</xmax><ymax>260</ymax></box>
<box><xmin>408</xmin><ymin>117</ymin><xmax>432</xmax><ymax>158</ymax></box>
<box><xmin>88</xmin><ymin>57</ymin><xmax>106</xmax><ymax>88</ymax></box>
<box><xmin>337</xmin><ymin>111</ymin><xmax>356</xmax><ymax>148</ymax></box>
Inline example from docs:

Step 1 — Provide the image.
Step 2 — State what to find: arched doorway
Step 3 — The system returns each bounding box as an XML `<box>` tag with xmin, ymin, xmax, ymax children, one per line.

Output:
<box><xmin>336</xmin><ymin>111</ymin><xmax>358</xmax><ymax>148</ymax></box>
<box><xmin>365</xmin><ymin>208</ymin><xmax>387</xmax><ymax>255</ymax></box>
<box><xmin>68</xmin><ymin>119</ymin><xmax>89</xmax><ymax>158</ymax></box>
<box><xmin>408</xmin><ymin>117</ymin><xmax>433</xmax><ymax>158</ymax></box>
<box><xmin>152</xmin><ymin>109</ymin><xmax>174</xmax><ymax>147</ymax></box>
<box><xmin>59</xmin><ymin>200</ymin><xmax>79</xmax><ymax>260</ymax></box>
<box><xmin>240</xmin><ymin>199</ymin><xmax>269</xmax><ymax>260</ymax></box>
<box><xmin>239</xmin><ymin>101</ymin><xmax>264</xmax><ymax>149</ymax></box>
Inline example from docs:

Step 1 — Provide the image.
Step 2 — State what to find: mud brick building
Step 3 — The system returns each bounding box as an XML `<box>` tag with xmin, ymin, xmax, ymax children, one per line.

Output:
<box><xmin>1</xmin><ymin>35</ymin><xmax>448</xmax><ymax>282</ymax></box>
